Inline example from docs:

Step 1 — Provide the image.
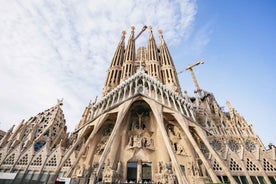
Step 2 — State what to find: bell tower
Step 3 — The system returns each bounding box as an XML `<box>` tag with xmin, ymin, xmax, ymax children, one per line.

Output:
<box><xmin>102</xmin><ymin>31</ymin><xmax>126</xmax><ymax>96</ymax></box>
<box><xmin>159</xmin><ymin>30</ymin><xmax>181</xmax><ymax>93</ymax></box>
<box><xmin>145</xmin><ymin>26</ymin><xmax>162</xmax><ymax>81</ymax></box>
<box><xmin>121</xmin><ymin>26</ymin><xmax>136</xmax><ymax>82</ymax></box>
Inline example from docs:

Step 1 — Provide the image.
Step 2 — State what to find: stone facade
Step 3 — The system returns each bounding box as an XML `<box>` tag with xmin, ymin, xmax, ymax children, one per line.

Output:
<box><xmin>0</xmin><ymin>26</ymin><xmax>276</xmax><ymax>184</ymax></box>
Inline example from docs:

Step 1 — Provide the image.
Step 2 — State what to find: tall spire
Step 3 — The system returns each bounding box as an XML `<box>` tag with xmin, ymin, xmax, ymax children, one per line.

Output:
<box><xmin>158</xmin><ymin>30</ymin><xmax>181</xmax><ymax>93</ymax></box>
<box><xmin>102</xmin><ymin>31</ymin><xmax>126</xmax><ymax>96</ymax></box>
<box><xmin>146</xmin><ymin>26</ymin><xmax>162</xmax><ymax>80</ymax></box>
<box><xmin>121</xmin><ymin>26</ymin><xmax>136</xmax><ymax>82</ymax></box>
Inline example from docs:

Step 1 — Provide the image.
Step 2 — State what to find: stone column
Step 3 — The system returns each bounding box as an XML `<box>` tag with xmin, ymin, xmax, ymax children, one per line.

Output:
<box><xmin>145</xmin><ymin>98</ymin><xmax>189</xmax><ymax>184</ymax></box>
<box><xmin>90</xmin><ymin>99</ymin><xmax>133</xmax><ymax>184</ymax></box>
<box><xmin>173</xmin><ymin>113</ymin><xmax>221</xmax><ymax>183</ymax></box>
<box><xmin>195</xmin><ymin>125</ymin><xmax>237</xmax><ymax>184</ymax></box>
<box><xmin>137</xmin><ymin>160</ymin><xmax>142</xmax><ymax>183</ymax></box>
<box><xmin>55</xmin><ymin>113</ymin><xmax>107</xmax><ymax>177</ymax></box>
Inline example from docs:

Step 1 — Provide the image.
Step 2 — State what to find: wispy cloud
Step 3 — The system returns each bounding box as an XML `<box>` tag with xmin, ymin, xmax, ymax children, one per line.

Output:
<box><xmin>189</xmin><ymin>22</ymin><xmax>213</xmax><ymax>56</ymax></box>
<box><xmin>0</xmin><ymin>0</ymin><xmax>197</xmax><ymax>131</ymax></box>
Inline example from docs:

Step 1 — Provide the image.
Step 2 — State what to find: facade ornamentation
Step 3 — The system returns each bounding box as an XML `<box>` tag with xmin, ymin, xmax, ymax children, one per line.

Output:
<box><xmin>0</xmin><ymin>26</ymin><xmax>275</xmax><ymax>184</ymax></box>
<box><xmin>155</xmin><ymin>162</ymin><xmax>176</xmax><ymax>184</ymax></box>
<box><xmin>102</xmin><ymin>160</ymin><xmax>121</xmax><ymax>183</ymax></box>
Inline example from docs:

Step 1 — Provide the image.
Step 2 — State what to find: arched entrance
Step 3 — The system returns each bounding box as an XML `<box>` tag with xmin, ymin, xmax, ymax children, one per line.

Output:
<box><xmin>127</xmin><ymin>161</ymin><xmax>152</xmax><ymax>183</ymax></box>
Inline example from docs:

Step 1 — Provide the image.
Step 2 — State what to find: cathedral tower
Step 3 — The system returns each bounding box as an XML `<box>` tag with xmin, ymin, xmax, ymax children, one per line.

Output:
<box><xmin>55</xmin><ymin>26</ymin><xmax>276</xmax><ymax>184</ymax></box>
<box><xmin>145</xmin><ymin>26</ymin><xmax>162</xmax><ymax>81</ymax></box>
<box><xmin>102</xmin><ymin>31</ymin><xmax>126</xmax><ymax>96</ymax></box>
<box><xmin>159</xmin><ymin>30</ymin><xmax>181</xmax><ymax>93</ymax></box>
<box><xmin>121</xmin><ymin>26</ymin><xmax>136</xmax><ymax>83</ymax></box>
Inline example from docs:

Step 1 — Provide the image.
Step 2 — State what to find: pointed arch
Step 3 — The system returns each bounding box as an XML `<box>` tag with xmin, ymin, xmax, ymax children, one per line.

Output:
<box><xmin>142</xmin><ymin>97</ymin><xmax>189</xmax><ymax>184</ymax></box>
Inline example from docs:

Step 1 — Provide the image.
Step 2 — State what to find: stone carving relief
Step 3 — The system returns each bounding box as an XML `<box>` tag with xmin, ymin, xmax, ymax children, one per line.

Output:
<box><xmin>128</xmin><ymin>135</ymin><xmax>154</xmax><ymax>150</ymax></box>
<box><xmin>130</xmin><ymin>111</ymin><xmax>148</xmax><ymax>131</ymax></box>
<box><xmin>172</xmin><ymin>142</ymin><xmax>187</xmax><ymax>156</ymax></box>
<box><xmin>167</xmin><ymin>124</ymin><xmax>187</xmax><ymax>156</ymax></box>
<box><xmin>95</xmin><ymin>137</ymin><xmax>108</xmax><ymax>155</ymax></box>
<box><xmin>168</xmin><ymin>124</ymin><xmax>181</xmax><ymax>138</ymax></box>
<box><xmin>95</xmin><ymin>124</ymin><xmax>114</xmax><ymax>155</ymax></box>
<box><xmin>199</xmin><ymin>141</ymin><xmax>208</xmax><ymax>155</ymax></box>
<box><xmin>75</xmin><ymin>165</ymin><xmax>85</xmax><ymax>177</ymax></box>
<box><xmin>245</xmin><ymin>139</ymin><xmax>256</xmax><ymax>152</ymax></box>
<box><xmin>210</xmin><ymin>139</ymin><xmax>222</xmax><ymax>151</ymax></box>
<box><xmin>102</xmin><ymin>159</ymin><xmax>121</xmax><ymax>183</ymax></box>
<box><xmin>155</xmin><ymin>161</ymin><xmax>176</xmax><ymax>184</ymax></box>
<box><xmin>228</xmin><ymin>139</ymin><xmax>240</xmax><ymax>152</ymax></box>
<box><xmin>103</xmin><ymin>125</ymin><xmax>113</xmax><ymax>136</ymax></box>
<box><xmin>127</xmin><ymin>108</ymin><xmax>154</xmax><ymax>150</ymax></box>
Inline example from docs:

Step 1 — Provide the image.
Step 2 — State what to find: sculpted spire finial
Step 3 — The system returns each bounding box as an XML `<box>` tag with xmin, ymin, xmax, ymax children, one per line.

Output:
<box><xmin>158</xmin><ymin>29</ymin><xmax>165</xmax><ymax>45</ymax></box>
<box><xmin>120</xmin><ymin>30</ymin><xmax>126</xmax><ymax>43</ymax></box>
<box><xmin>130</xmin><ymin>26</ymin><xmax>135</xmax><ymax>38</ymax></box>
<box><xmin>148</xmin><ymin>26</ymin><xmax>153</xmax><ymax>39</ymax></box>
<box><xmin>131</xmin><ymin>26</ymin><xmax>135</xmax><ymax>33</ymax></box>
<box><xmin>122</xmin><ymin>30</ymin><xmax>127</xmax><ymax>38</ymax></box>
<box><xmin>57</xmin><ymin>98</ymin><xmax>63</xmax><ymax>106</ymax></box>
<box><xmin>93</xmin><ymin>96</ymin><xmax>98</xmax><ymax>105</ymax></box>
<box><xmin>158</xmin><ymin>29</ymin><xmax>163</xmax><ymax>35</ymax></box>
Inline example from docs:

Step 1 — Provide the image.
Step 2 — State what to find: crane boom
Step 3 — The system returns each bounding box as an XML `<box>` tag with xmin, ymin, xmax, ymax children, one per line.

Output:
<box><xmin>178</xmin><ymin>60</ymin><xmax>204</xmax><ymax>95</ymax></box>
<box><xmin>134</xmin><ymin>25</ymin><xmax>147</xmax><ymax>41</ymax></box>
<box><xmin>178</xmin><ymin>60</ymin><xmax>204</xmax><ymax>74</ymax></box>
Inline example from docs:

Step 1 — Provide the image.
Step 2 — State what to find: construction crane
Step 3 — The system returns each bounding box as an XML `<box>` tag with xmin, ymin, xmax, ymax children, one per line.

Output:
<box><xmin>134</xmin><ymin>25</ymin><xmax>147</xmax><ymax>40</ymax></box>
<box><xmin>179</xmin><ymin>60</ymin><xmax>204</xmax><ymax>95</ymax></box>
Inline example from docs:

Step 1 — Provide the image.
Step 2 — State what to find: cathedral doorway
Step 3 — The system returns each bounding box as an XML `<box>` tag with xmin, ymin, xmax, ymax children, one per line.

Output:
<box><xmin>127</xmin><ymin>162</ymin><xmax>152</xmax><ymax>183</ymax></box>
<box><xmin>127</xmin><ymin>162</ymin><xmax>137</xmax><ymax>182</ymax></box>
<box><xmin>142</xmin><ymin>162</ymin><xmax>152</xmax><ymax>182</ymax></box>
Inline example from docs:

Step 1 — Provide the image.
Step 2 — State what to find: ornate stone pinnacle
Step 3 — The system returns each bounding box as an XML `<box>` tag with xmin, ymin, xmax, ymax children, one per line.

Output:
<box><xmin>131</xmin><ymin>26</ymin><xmax>135</xmax><ymax>31</ymax></box>
<box><xmin>122</xmin><ymin>30</ymin><xmax>126</xmax><ymax>36</ymax></box>
<box><xmin>158</xmin><ymin>29</ymin><xmax>163</xmax><ymax>35</ymax></box>
<box><xmin>57</xmin><ymin>98</ymin><xmax>64</xmax><ymax>106</ymax></box>
<box><xmin>148</xmin><ymin>25</ymin><xmax>152</xmax><ymax>31</ymax></box>
<box><xmin>158</xmin><ymin>29</ymin><xmax>164</xmax><ymax>44</ymax></box>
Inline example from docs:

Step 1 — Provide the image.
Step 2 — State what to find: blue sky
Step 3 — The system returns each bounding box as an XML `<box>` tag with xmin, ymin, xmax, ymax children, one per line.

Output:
<box><xmin>0</xmin><ymin>0</ymin><xmax>275</xmax><ymax>147</ymax></box>
<box><xmin>176</xmin><ymin>0</ymin><xmax>276</xmax><ymax>147</ymax></box>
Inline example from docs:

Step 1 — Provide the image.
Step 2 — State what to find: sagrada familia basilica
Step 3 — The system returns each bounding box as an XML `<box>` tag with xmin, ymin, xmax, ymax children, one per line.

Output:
<box><xmin>0</xmin><ymin>26</ymin><xmax>275</xmax><ymax>184</ymax></box>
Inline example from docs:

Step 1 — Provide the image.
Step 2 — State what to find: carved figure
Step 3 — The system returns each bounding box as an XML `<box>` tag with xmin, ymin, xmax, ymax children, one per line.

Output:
<box><xmin>176</xmin><ymin>144</ymin><xmax>186</xmax><ymax>155</ymax></box>
<box><xmin>103</xmin><ymin>126</ymin><xmax>113</xmax><ymax>136</ymax></box>
<box><xmin>96</xmin><ymin>139</ymin><xmax>107</xmax><ymax>154</ymax></box>
<box><xmin>133</xmin><ymin>135</ymin><xmax>141</xmax><ymax>147</ymax></box>
<box><xmin>102</xmin><ymin>160</ymin><xmax>121</xmax><ymax>183</ymax></box>
<box><xmin>156</xmin><ymin>162</ymin><xmax>176</xmax><ymax>184</ymax></box>
<box><xmin>128</xmin><ymin>135</ymin><xmax>134</xmax><ymax>146</ymax></box>
<box><xmin>116</xmin><ymin>161</ymin><xmax>121</xmax><ymax>173</ymax></box>
<box><xmin>174</xmin><ymin>126</ymin><xmax>181</xmax><ymax>139</ymax></box>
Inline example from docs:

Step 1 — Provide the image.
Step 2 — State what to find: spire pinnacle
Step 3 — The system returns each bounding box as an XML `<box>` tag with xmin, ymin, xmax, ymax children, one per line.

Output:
<box><xmin>226</xmin><ymin>100</ymin><xmax>233</xmax><ymax>111</ymax></box>
<box><xmin>119</xmin><ymin>30</ymin><xmax>126</xmax><ymax>44</ymax></box>
<box><xmin>158</xmin><ymin>29</ymin><xmax>165</xmax><ymax>45</ymax></box>
<box><xmin>131</xmin><ymin>26</ymin><xmax>135</xmax><ymax>37</ymax></box>
<box><xmin>148</xmin><ymin>26</ymin><xmax>153</xmax><ymax>39</ymax></box>
<box><xmin>57</xmin><ymin>98</ymin><xmax>63</xmax><ymax>106</ymax></box>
